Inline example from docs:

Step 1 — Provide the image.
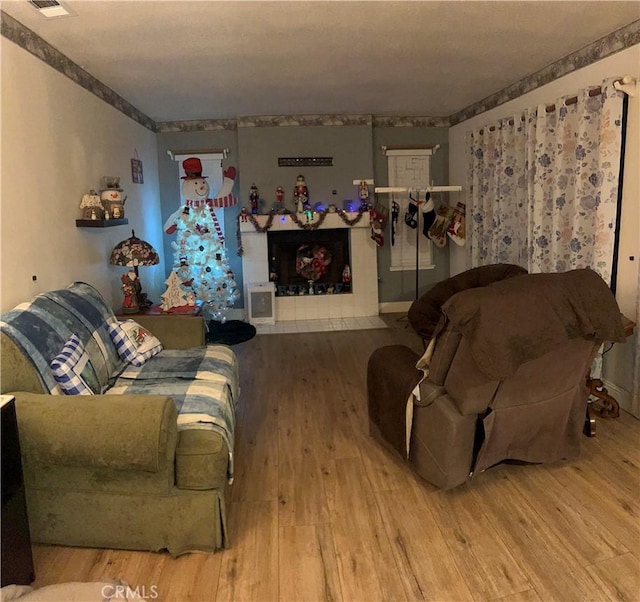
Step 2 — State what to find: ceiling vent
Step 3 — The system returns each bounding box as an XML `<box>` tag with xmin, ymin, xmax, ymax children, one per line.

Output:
<box><xmin>29</xmin><ymin>0</ymin><xmax>76</xmax><ymax>18</ymax></box>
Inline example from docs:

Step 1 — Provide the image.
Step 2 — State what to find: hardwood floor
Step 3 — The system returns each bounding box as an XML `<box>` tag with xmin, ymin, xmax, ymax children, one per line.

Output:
<box><xmin>30</xmin><ymin>315</ymin><xmax>640</xmax><ymax>601</ymax></box>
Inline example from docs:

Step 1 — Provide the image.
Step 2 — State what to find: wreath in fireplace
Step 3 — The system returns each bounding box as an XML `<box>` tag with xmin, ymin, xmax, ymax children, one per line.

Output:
<box><xmin>295</xmin><ymin>244</ymin><xmax>332</xmax><ymax>281</ymax></box>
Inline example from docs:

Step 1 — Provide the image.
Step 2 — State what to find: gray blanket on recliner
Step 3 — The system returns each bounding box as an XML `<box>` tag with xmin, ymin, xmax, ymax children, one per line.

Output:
<box><xmin>441</xmin><ymin>269</ymin><xmax>625</xmax><ymax>380</ymax></box>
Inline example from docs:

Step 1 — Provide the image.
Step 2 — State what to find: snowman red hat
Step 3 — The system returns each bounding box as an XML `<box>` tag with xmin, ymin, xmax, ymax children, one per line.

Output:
<box><xmin>181</xmin><ymin>157</ymin><xmax>208</xmax><ymax>180</ymax></box>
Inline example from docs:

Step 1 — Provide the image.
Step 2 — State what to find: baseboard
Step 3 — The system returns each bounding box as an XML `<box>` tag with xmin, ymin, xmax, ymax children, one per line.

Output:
<box><xmin>602</xmin><ymin>379</ymin><xmax>633</xmax><ymax>413</ymax></box>
<box><xmin>379</xmin><ymin>301</ymin><xmax>412</xmax><ymax>314</ymax></box>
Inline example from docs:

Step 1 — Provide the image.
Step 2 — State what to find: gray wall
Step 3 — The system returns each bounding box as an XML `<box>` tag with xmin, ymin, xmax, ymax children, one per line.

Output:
<box><xmin>156</xmin><ymin>124</ymin><xmax>450</xmax><ymax>307</ymax></box>
<box><xmin>237</xmin><ymin>125</ymin><xmax>374</xmax><ymax>212</ymax></box>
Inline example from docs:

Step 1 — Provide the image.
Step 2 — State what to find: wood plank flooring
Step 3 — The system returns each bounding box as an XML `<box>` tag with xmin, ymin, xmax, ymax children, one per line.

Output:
<box><xmin>30</xmin><ymin>315</ymin><xmax>640</xmax><ymax>601</ymax></box>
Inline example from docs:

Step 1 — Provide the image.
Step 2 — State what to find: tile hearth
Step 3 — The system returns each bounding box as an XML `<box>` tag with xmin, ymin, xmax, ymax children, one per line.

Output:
<box><xmin>254</xmin><ymin>316</ymin><xmax>387</xmax><ymax>335</ymax></box>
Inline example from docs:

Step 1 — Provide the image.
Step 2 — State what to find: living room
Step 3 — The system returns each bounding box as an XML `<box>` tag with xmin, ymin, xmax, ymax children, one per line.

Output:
<box><xmin>1</xmin><ymin>2</ymin><xmax>639</xmax><ymax>600</ymax></box>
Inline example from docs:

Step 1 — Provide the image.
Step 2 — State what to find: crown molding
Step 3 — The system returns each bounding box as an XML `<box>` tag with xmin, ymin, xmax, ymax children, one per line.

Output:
<box><xmin>156</xmin><ymin>119</ymin><xmax>238</xmax><ymax>133</ymax></box>
<box><xmin>237</xmin><ymin>114</ymin><xmax>374</xmax><ymax>127</ymax></box>
<box><xmin>449</xmin><ymin>19</ymin><xmax>640</xmax><ymax>126</ymax></box>
<box><xmin>3</xmin><ymin>11</ymin><xmax>638</xmax><ymax>132</ymax></box>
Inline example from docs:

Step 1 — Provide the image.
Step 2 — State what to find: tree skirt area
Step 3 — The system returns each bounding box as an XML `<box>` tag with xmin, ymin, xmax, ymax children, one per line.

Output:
<box><xmin>206</xmin><ymin>320</ymin><xmax>256</xmax><ymax>345</ymax></box>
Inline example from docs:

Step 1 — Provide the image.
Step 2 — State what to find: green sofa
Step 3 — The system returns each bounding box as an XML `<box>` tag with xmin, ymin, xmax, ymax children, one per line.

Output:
<box><xmin>0</xmin><ymin>282</ymin><xmax>237</xmax><ymax>556</ymax></box>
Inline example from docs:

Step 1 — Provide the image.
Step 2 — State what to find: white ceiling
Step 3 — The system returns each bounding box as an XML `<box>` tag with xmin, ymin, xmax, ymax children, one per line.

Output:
<box><xmin>2</xmin><ymin>1</ymin><xmax>639</xmax><ymax>122</ymax></box>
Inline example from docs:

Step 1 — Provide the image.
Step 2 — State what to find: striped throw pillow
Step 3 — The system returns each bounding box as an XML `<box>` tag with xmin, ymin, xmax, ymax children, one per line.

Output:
<box><xmin>50</xmin><ymin>334</ymin><xmax>94</xmax><ymax>395</ymax></box>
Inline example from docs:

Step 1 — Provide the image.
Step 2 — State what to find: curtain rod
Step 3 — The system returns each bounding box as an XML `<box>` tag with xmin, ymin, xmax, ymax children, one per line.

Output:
<box><xmin>166</xmin><ymin>148</ymin><xmax>229</xmax><ymax>160</ymax></box>
<box><xmin>477</xmin><ymin>76</ymin><xmax>636</xmax><ymax>134</ymax></box>
<box><xmin>375</xmin><ymin>185</ymin><xmax>462</xmax><ymax>194</ymax></box>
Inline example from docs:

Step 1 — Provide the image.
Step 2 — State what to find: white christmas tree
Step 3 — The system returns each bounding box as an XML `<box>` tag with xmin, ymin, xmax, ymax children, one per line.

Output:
<box><xmin>167</xmin><ymin>205</ymin><xmax>239</xmax><ymax>322</ymax></box>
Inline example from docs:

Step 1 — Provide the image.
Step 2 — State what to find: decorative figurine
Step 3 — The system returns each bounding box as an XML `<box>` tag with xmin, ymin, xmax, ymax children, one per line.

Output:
<box><xmin>293</xmin><ymin>174</ymin><xmax>309</xmax><ymax>213</ymax></box>
<box><xmin>358</xmin><ymin>180</ymin><xmax>370</xmax><ymax>209</ymax></box>
<box><xmin>274</xmin><ymin>185</ymin><xmax>285</xmax><ymax>213</ymax></box>
<box><xmin>342</xmin><ymin>264</ymin><xmax>352</xmax><ymax>284</ymax></box>
<box><xmin>100</xmin><ymin>186</ymin><xmax>126</xmax><ymax>220</ymax></box>
<box><xmin>249</xmin><ymin>183</ymin><xmax>260</xmax><ymax>215</ymax></box>
<box><xmin>240</xmin><ymin>207</ymin><xmax>249</xmax><ymax>222</ymax></box>
<box><xmin>80</xmin><ymin>189</ymin><xmax>103</xmax><ymax>219</ymax></box>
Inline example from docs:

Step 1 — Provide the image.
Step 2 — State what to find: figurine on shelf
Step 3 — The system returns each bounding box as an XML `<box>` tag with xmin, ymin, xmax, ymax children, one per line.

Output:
<box><xmin>249</xmin><ymin>183</ymin><xmax>260</xmax><ymax>215</ymax></box>
<box><xmin>240</xmin><ymin>207</ymin><xmax>249</xmax><ymax>222</ymax></box>
<box><xmin>293</xmin><ymin>174</ymin><xmax>309</xmax><ymax>213</ymax></box>
<box><xmin>358</xmin><ymin>180</ymin><xmax>370</xmax><ymax>209</ymax></box>
<box><xmin>100</xmin><ymin>186</ymin><xmax>126</xmax><ymax>220</ymax></box>
<box><xmin>275</xmin><ymin>186</ymin><xmax>285</xmax><ymax>213</ymax></box>
<box><xmin>80</xmin><ymin>189</ymin><xmax>104</xmax><ymax>220</ymax></box>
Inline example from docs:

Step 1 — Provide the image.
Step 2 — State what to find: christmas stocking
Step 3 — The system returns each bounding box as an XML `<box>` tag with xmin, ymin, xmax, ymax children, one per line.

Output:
<box><xmin>210</xmin><ymin>166</ymin><xmax>238</xmax><ymax>207</ymax></box>
<box><xmin>428</xmin><ymin>204</ymin><xmax>455</xmax><ymax>248</ymax></box>
<box><xmin>447</xmin><ymin>202</ymin><xmax>466</xmax><ymax>246</ymax></box>
<box><xmin>391</xmin><ymin>201</ymin><xmax>400</xmax><ymax>245</ymax></box>
<box><xmin>370</xmin><ymin>208</ymin><xmax>387</xmax><ymax>247</ymax></box>
<box><xmin>404</xmin><ymin>198</ymin><xmax>418</xmax><ymax>229</ymax></box>
<box><xmin>422</xmin><ymin>192</ymin><xmax>436</xmax><ymax>238</ymax></box>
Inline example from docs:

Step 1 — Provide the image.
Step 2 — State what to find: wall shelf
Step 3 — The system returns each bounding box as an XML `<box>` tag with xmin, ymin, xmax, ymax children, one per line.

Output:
<box><xmin>76</xmin><ymin>218</ymin><xmax>129</xmax><ymax>228</ymax></box>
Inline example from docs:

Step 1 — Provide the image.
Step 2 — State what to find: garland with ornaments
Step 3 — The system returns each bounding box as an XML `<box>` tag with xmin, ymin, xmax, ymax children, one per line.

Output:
<box><xmin>236</xmin><ymin>207</ymin><xmax>367</xmax><ymax>256</ymax></box>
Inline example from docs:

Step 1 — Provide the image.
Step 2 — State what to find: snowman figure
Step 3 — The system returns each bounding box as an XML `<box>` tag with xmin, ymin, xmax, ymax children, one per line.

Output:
<box><xmin>100</xmin><ymin>187</ymin><xmax>126</xmax><ymax>219</ymax></box>
<box><xmin>181</xmin><ymin>157</ymin><xmax>210</xmax><ymax>202</ymax></box>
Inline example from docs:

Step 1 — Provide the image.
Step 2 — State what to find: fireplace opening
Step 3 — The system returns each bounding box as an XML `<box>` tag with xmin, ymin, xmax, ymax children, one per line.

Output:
<box><xmin>267</xmin><ymin>229</ymin><xmax>352</xmax><ymax>296</ymax></box>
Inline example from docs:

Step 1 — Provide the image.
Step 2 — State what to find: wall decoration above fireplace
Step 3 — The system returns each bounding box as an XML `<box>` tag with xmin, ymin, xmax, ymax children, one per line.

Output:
<box><xmin>277</xmin><ymin>157</ymin><xmax>334</xmax><ymax>167</ymax></box>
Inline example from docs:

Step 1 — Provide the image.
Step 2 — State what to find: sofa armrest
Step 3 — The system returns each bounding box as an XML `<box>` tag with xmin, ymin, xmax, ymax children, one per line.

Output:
<box><xmin>125</xmin><ymin>315</ymin><xmax>205</xmax><ymax>349</ymax></box>
<box><xmin>13</xmin><ymin>392</ymin><xmax>178</xmax><ymax>473</ymax></box>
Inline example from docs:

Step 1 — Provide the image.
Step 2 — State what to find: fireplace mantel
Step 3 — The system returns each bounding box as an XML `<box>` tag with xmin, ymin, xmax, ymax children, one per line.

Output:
<box><xmin>239</xmin><ymin>211</ymin><xmax>369</xmax><ymax>233</ymax></box>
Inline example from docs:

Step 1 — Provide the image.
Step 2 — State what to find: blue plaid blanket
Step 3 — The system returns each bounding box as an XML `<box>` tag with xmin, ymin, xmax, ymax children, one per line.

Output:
<box><xmin>118</xmin><ymin>346</ymin><xmax>239</xmax><ymax>403</ymax></box>
<box><xmin>113</xmin><ymin>345</ymin><xmax>239</xmax><ymax>482</ymax></box>
<box><xmin>0</xmin><ymin>282</ymin><xmax>123</xmax><ymax>394</ymax></box>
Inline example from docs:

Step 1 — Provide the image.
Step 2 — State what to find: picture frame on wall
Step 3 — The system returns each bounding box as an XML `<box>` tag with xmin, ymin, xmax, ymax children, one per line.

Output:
<box><xmin>131</xmin><ymin>150</ymin><xmax>144</xmax><ymax>184</ymax></box>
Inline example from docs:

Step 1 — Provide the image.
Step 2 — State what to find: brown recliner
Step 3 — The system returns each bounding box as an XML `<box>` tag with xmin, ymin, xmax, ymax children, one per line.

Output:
<box><xmin>368</xmin><ymin>268</ymin><xmax>625</xmax><ymax>490</ymax></box>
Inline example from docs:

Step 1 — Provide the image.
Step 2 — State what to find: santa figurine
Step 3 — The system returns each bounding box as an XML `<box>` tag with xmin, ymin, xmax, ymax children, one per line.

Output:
<box><xmin>293</xmin><ymin>175</ymin><xmax>309</xmax><ymax>213</ymax></box>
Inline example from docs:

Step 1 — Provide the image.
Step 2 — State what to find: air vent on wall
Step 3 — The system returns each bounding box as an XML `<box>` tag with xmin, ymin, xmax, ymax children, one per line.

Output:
<box><xmin>29</xmin><ymin>0</ymin><xmax>75</xmax><ymax>18</ymax></box>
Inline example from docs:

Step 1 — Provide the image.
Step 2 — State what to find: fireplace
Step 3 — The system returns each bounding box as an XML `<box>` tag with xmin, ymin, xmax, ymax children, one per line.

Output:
<box><xmin>267</xmin><ymin>229</ymin><xmax>351</xmax><ymax>296</ymax></box>
<box><xmin>239</xmin><ymin>212</ymin><xmax>379</xmax><ymax>321</ymax></box>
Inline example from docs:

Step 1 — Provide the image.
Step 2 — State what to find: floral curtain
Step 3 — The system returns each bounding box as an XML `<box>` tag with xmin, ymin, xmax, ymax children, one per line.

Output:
<box><xmin>466</xmin><ymin>78</ymin><xmax>625</xmax><ymax>286</ymax></box>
